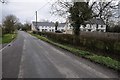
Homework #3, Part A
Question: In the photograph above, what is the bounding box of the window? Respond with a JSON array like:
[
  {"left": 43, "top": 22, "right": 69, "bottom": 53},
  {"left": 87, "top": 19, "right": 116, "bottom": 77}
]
[
  {"left": 61, "top": 29, "right": 64, "bottom": 32},
  {"left": 101, "top": 25, "right": 103, "bottom": 28},
  {"left": 52, "top": 29, "right": 54, "bottom": 32},
  {"left": 101, "top": 30, "right": 104, "bottom": 32},
  {"left": 96, "top": 24, "right": 98, "bottom": 28},
  {"left": 42, "top": 29, "right": 44, "bottom": 31},
  {"left": 88, "top": 29, "right": 91, "bottom": 32},
  {"left": 45, "top": 29, "right": 47, "bottom": 31}
]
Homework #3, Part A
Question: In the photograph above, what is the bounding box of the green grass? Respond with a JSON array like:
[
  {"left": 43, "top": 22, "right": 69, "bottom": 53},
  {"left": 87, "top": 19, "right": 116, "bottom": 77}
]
[
  {"left": 1, "top": 33, "right": 17, "bottom": 44},
  {"left": 87, "top": 55, "right": 120, "bottom": 70},
  {"left": 30, "top": 33, "right": 120, "bottom": 71}
]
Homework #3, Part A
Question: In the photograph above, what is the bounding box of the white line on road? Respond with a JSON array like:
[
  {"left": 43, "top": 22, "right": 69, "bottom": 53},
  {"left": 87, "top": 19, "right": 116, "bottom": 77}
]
[
  {"left": 0, "top": 41, "right": 14, "bottom": 52},
  {"left": 18, "top": 39, "right": 26, "bottom": 78}
]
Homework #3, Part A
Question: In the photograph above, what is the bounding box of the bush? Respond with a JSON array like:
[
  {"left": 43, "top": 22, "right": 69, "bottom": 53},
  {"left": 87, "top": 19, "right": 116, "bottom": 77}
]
[{"left": 33, "top": 31, "right": 120, "bottom": 60}]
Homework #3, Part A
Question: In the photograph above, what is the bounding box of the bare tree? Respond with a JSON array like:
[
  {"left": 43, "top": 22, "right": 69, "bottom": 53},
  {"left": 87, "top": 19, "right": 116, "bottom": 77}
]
[
  {"left": 51, "top": 0, "right": 118, "bottom": 28},
  {"left": 92, "top": 1, "right": 118, "bottom": 24},
  {"left": 0, "top": 0, "right": 7, "bottom": 4},
  {"left": 51, "top": 0, "right": 73, "bottom": 18}
]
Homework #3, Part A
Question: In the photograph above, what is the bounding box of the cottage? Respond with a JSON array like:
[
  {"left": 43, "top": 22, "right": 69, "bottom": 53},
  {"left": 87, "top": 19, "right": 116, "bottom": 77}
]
[
  {"left": 32, "top": 22, "right": 66, "bottom": 32},
  {"left": 65, "top": 18, "right": 106, "bottom": 34},
  {"left": 81, "top": 18, "right": 106, "bottom": 32}
]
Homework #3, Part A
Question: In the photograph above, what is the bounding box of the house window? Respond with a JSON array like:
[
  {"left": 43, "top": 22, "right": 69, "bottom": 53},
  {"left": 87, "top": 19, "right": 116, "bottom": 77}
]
[
  {"left": 42, "top": 29, "right": 44, "bottom": 31},
  {"left": 52, "top": 29, "right": 54, "bottom": 32},
  {"left": 101, "top": 30, "right": 104, "bottom": 32},
  {"left": 96, "top": 29, "right": 99, "bottom": 31},
  {"left": 96, "top": 24, "right": 98, "bottom": 29},
  {"left": 45, "top": 29, "right": 47, "bottom": 31},
  {"left": 88, "top": 29, "right": 91, "bottom": 32},
  {"left": 61, "top": 29, "right": 64, "bottom": 32},
  {"left": 101, "top": 25, "right": 103, "bottom": 28}
]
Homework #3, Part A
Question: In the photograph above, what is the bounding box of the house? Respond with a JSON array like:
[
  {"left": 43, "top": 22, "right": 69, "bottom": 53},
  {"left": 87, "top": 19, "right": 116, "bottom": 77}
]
[
  {"left": 65, "top": 18, "right": 106, "bottom": 34},
  {"left": 32, "top": 22, "right": 66, "bottom": 32},
  {"left": 64, "top": 22, "right": 73, "bottom": 34},
  {"left": 81, "top": 18, "right": 106, "bottom": 32}
]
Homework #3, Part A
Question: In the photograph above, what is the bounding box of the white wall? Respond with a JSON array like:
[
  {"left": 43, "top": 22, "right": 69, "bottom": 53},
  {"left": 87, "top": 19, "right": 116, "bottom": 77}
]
[
  {"left": 32, "top": 24, "right": 37, "bottom": 31},
  {"left": 38, "top": 26, "right": 65, "bottom": 32},
  {"left": 80, "top": 24, "right": 106, "bottom": 32}
]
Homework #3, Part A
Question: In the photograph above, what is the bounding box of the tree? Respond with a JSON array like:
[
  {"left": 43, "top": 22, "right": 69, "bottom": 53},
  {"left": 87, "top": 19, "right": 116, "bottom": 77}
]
[
  {"left": 55, "top": 21, "right": 59, "bottom": 31},
  {"left": 15, "top": 22, "right": 23, "bottom": 30},
  {"left": 52, "top": 0, "right": 95, "bottom": 35},
  {"left": 69, "top": 2, "right": 93, "bottom": 36},
  {"left": 2, "top": 15, "right": 18, "bottom": 34},
  {"left": 52, "top": 0, "right": 118, "bottom": 34},
  {"left": 0, "top": 0, "right": 7, "bottom": 4},
  {"left": 22, "top": 23, "right": 31, "bottom": 31},
  {"left": 92, "top": 1, "right": 118, "bottom": 27},
  {"left": 51, "top": 0, "right": 95, "bottom": 45}
]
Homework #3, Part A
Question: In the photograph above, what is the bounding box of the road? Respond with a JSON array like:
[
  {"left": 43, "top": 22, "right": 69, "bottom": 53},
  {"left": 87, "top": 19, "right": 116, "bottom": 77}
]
[{"left": 2, "top": 31, "right": 119, "bottom": 78}]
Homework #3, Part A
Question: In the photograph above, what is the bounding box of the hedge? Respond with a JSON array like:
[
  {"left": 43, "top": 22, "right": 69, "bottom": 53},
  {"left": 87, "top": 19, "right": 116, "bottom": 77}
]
[{"left": 33, "top": 31, "right": 120, "bottom": 60}]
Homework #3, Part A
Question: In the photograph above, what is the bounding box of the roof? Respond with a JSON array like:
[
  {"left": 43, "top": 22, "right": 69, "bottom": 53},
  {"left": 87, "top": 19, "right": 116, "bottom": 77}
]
[
  {"left": 32, "top": 22, "right": 66, "bottom": 27},
  {"left": 85, "top": 18, "right": 105, "bottom": 25}
]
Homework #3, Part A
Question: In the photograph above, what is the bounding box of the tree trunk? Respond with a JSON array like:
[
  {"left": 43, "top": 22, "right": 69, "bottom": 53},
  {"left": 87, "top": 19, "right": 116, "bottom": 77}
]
[{"left": 73, "top": 23, "right": 80, "bottom": 46}]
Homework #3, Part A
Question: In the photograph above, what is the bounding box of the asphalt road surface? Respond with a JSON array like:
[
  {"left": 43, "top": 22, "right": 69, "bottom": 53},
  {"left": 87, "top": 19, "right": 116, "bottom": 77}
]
[{"left": 2, "top": 31, "right": 119, "bottom": 78}]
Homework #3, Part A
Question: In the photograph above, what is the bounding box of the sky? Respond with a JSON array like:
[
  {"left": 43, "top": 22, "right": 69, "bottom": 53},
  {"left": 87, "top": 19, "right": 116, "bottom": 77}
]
[
  {"left": 0, "top": 0, "right": 119, "bottom": 24},
  {"left": 0, "top": 0, "right": 66, "bottom": 24}
]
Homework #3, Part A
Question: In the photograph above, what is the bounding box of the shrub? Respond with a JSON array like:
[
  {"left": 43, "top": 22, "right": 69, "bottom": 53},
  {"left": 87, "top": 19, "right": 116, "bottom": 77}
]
[{"left": 32, "top": 31, "right": 120, "bottom": 60}]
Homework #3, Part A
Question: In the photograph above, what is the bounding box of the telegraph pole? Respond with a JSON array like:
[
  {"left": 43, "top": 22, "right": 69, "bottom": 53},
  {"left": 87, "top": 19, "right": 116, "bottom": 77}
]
[
  {"left": 35, "top": 11, "right": 37, "bottom": 29},
  {"left": 35, "top": 11, "right": 39, "bottom": 31}
]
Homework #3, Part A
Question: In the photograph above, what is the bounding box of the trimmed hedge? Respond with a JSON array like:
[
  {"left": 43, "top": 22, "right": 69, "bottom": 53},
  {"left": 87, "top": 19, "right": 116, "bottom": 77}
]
[{"left": 33, "top": 31, "right": 120, "bottom": 60}]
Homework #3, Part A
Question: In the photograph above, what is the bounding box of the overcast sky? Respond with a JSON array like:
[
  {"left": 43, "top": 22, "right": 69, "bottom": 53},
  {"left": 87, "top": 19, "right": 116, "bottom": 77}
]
[
  {"left": 0, "top": 0, "right": 119, "bottom": 24},
  {"left": 0, "top": 0, "right": 66, "bottom": 24}
]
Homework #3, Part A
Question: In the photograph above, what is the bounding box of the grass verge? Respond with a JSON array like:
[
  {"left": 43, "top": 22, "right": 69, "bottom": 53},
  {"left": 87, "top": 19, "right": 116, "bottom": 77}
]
[
  {"left": 1, "top": 33, "right": 17, "bottom": 44},
  {"left": 30, "top": 33, "right": 120, "bottom": 71}
]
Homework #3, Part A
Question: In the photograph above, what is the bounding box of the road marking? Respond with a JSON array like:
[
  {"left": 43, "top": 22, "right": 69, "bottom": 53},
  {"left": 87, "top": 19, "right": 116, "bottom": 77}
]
[
  {"left": 18, "top": 39, "right": 26, "bottom": 78},
  {"left": 0, "top": 41, "right": 13, "bottom": 52}
]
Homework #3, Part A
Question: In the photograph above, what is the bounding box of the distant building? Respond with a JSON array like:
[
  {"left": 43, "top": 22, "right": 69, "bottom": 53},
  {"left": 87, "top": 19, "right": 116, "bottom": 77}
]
[
  {"left": 81, "top": 18, "right": 106, "bottom": 32},
  {"left": 32, "top": 18, "right": 106, "bottom": 34},
  {"left": 32, "top": 22, "right": 66, "bottom": 32},
  {"left": 65, "top": 18, "right": 106, "bottom": 34}
]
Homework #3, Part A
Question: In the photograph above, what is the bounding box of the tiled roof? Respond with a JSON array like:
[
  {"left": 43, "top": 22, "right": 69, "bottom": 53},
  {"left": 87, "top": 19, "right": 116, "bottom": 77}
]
[
  {"left": 32, "top": 22, "right": 66, "bottom": 27},
  {"left": 85, "top": 18, "right": 105, "bottom": 25}
]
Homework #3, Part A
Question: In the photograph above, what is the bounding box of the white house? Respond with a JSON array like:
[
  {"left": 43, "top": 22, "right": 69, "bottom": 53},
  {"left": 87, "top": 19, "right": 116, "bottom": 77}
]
[
  {"left": 81, "top": 18, "right": 106, "bottom": 32},
  {"left": 32, "top": 18, "right": 106, "bottom": 34},
  {"left": 65, "top": 18, "right": 106, "bottom": 34},
  {"left": 32, "top": 22, "right": 66, "bottom": 32}
]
